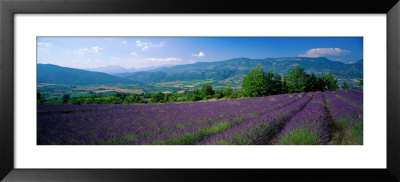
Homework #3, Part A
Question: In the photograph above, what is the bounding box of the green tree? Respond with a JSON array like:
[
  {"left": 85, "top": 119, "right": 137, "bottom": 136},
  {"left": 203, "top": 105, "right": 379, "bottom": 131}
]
[
  {"left": 281, "top": 79, "right": 289, "bottom": 93},
  {"left": 341, "top": 81, "right": 350, "bottom": 90},
  {"left": 214, "top": 90, "right": 224, "bottom": 99},
  {"left": 184, "top": 90, "right": 194, "bottom": 101},
  {"left": 242, "top": 66, "right": 284, "bottom": 97},
  {"left": 324, "top": 72, "right": 339, "bottom": 90},
  {"left": 37, "top": 92, "right": 46, "bottom": 104},
  {"left": 110, "top": 96, "right": 123, "bottom": 104},
  {"left": 315, "top": 76, "right": 327, "bottom": 91},
  {"left": 84, "top": 97, "right": 94, "bottom": 104},
  {"left": 72, "top": 98, "right": 84, "bottom": 105},
  {"left": 62, "top": 94, "right": 70, "bottom": 104},
  {"left": 359, "top": 79, "right": 363, "bottom": 89},
  {"left": 123, "top": 96, "right": 133, "bottom": 104},
  {"left": 304, "top": 73, "right": 318, "bottom": 92},
  {"left": 222, "top": 86, "right": 233, "bottom": 98},
  {"left": 242, "top": 65, "right": 268, "bottom": 97},
  {"left": 284, "top": 66, "right": 308, "bottom": 93},
  {"left": 232, "top": 89, "right": 243, "bottom": 99},
  {"left": 151, "top": 92, "right": 165, "bottom": 103},
  {"left": 191, "top": 94, "right": 201, "bottom": 101},
  {"left": 265, "top": 70, "right": 284, "bottom": 95},
  {"left": 199, "top": 82, "right": 215, "bottom": 99},
  {"left": 166, "top": 94, "right": 177, "bottom": 102}
]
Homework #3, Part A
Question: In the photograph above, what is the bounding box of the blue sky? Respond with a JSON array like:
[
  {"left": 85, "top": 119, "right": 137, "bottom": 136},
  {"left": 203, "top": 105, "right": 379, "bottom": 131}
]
[{"left": 37, "top": 37, "right": 363, "bottom": 69}]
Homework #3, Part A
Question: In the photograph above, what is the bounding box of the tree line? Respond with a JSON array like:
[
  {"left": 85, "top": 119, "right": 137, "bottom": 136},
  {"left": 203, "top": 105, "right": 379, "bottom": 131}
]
[
  {"left": 38, "top": 65, "right": 362, "bottom": 104},
  {"left": 241, "top": 65, "right": 347, "bottom": 97}
]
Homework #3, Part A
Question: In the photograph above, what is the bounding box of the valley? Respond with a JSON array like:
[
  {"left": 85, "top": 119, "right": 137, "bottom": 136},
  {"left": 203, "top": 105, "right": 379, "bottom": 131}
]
[{"left": 37, "top": 57, "right": 363, "bottom": 100}]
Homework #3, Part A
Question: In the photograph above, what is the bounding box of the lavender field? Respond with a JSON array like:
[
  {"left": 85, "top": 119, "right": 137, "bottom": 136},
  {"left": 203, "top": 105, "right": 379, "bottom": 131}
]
[{"left": 37, "top": 89, "right": 363, "bottom": 145}]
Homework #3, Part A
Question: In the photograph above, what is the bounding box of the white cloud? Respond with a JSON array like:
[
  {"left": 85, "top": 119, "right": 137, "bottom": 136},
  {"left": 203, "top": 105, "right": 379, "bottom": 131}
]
[
  {"left": 299, "top": 48, "right": 351, "bottom": 57},
  {"left": 136, "top": 40, "right": 150, "bottom": 51},
  {"left": 105, "top": 57, "right": 186, "bottom": 69},
  {"left": 192, "top": 51, "right": 205, "bottom": 57},
  {"left": 46, "top": 56, "right": 194, "bottom": 70},
  {"left": 37, "top": 42, "right": 53, "bottom": 48},
  {"left": 143, "top": 57, "right": 183, "bottom": 63},
  {"left": 37, "top": 42, "right": 54, "bottom": 52},
  {"left": 136, "top": 40, "right": 167, "bottom": 51},
  {"left": 153, "top": 42, "right": 166, "bottom": 47},
  {"left": 90, "top": 46, "right": 103, "bottom": 53},
  {"left": 73, "top": 46, "right": 104, "bottom": 56},
  {"left": 122, "top": 40, "right": 128, "bottom": 45},
  {"left": 130, "top": 52, "right": 139, "bottom": 57}
]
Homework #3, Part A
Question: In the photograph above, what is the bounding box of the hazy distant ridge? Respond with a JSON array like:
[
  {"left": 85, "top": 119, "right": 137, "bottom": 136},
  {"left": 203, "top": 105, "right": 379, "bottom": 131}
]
[
  {"left": 37, "top": 64, "right": 135, "bottom": 85},
  {"left": 120, "top": 57, "right": 363, "bottom": 85},
  {"left": 38, "top": 57, "right": 362, "bottom": 87}
]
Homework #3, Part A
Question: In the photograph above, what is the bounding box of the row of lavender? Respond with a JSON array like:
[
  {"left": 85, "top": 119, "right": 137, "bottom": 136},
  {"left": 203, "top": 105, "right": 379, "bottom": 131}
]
[
  {"left": 276, "top": 92, "right": 330, "bottom": 144},
  {"left": 37, "top": 89, "right": 363, "bottom": 145},
  {"left": 325, "top": 90, "right": 363, "bottom": 144},
  {"left": 38, "top": 93, "right": 298, "bottom": 144},
  {"left": 273, "top": 89, "right": 362, "bottom": 145}
]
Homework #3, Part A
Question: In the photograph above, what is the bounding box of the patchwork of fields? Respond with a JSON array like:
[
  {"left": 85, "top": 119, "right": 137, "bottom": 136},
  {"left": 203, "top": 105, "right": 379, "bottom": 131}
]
[{"left": 37, "top": 89, "right": 363, "bottom": 145}]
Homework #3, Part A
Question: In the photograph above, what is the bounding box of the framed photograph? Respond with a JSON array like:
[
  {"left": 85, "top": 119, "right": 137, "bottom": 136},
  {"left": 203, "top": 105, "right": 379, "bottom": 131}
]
[{"left": 1, "top": 0, "right": 399, "bottom": 181}]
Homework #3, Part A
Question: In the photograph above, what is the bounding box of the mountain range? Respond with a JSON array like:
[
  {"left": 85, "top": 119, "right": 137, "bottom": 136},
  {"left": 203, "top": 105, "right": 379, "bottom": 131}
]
[
  {"left": 37, "top": 64, "right": 135, "bottom": 85},
  {"left": 37, "top": 57, "right": 363, "bottom": 88},
  {"left": 85, "top": 65, "right": 170, "bottom": 75},
  {"left": 118, "top": 57, "right": 363, "bottom": 86}
]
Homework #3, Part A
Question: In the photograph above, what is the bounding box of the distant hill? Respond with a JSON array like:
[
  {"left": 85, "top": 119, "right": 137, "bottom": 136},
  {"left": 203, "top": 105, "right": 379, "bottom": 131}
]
[
  {"left": 85, "top": 65, "right": 137, "bottom": 75},
  {"left": 86, "top": 65, "right": 166, "bottom": 75},
  {"left": 120, "top": 57, "right": 363, "bottom": 87},
  {"left": 38, "top": 57, "right": 363, "bottom": 88},
  {"left": 37, "top": 64, "right": 135, "bottom": 85}
]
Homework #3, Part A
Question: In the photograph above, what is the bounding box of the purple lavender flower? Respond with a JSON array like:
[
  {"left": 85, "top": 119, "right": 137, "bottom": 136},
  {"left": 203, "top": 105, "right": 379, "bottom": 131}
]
[
  {"left": 277, "top": 92, "right": 330, "bottom": 145},
  {"left": 37, "top": 90, "right": 363, "bottom": 145}
]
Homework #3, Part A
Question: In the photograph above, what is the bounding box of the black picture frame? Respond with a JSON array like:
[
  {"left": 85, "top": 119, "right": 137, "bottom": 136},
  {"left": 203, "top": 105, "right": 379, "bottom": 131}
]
[{"left": 1, "top": 0, "right": 399, "bottom": 181}]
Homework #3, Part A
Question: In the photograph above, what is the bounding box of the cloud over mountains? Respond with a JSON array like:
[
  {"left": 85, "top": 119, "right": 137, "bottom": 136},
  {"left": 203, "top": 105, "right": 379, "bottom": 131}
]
[{"left": 299, "top": 48, "right": 351, "bottom": 57}]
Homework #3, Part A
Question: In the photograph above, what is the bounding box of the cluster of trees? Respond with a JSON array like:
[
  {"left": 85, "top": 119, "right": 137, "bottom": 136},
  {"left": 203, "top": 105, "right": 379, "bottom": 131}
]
[
  {"left": 149, "top": 83, "right": 241, "bottom": 103},
  {"left": 241, "top": 65, "right": 354, "bottom": 97},
  {"left": 38, "top": 65, "right": 362, "bottom": 105},
  {"left": 74, "top": 93, "right": 148, "bottom": 104},
  {"left": 39, "top": 92, "right": 148, "bottom": 105},
  {"left": 37, "top": 92, "right": 46, "bottom": 104},
  {"left": 38, "top": 85, "right": 242, "bottom": 105}
]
